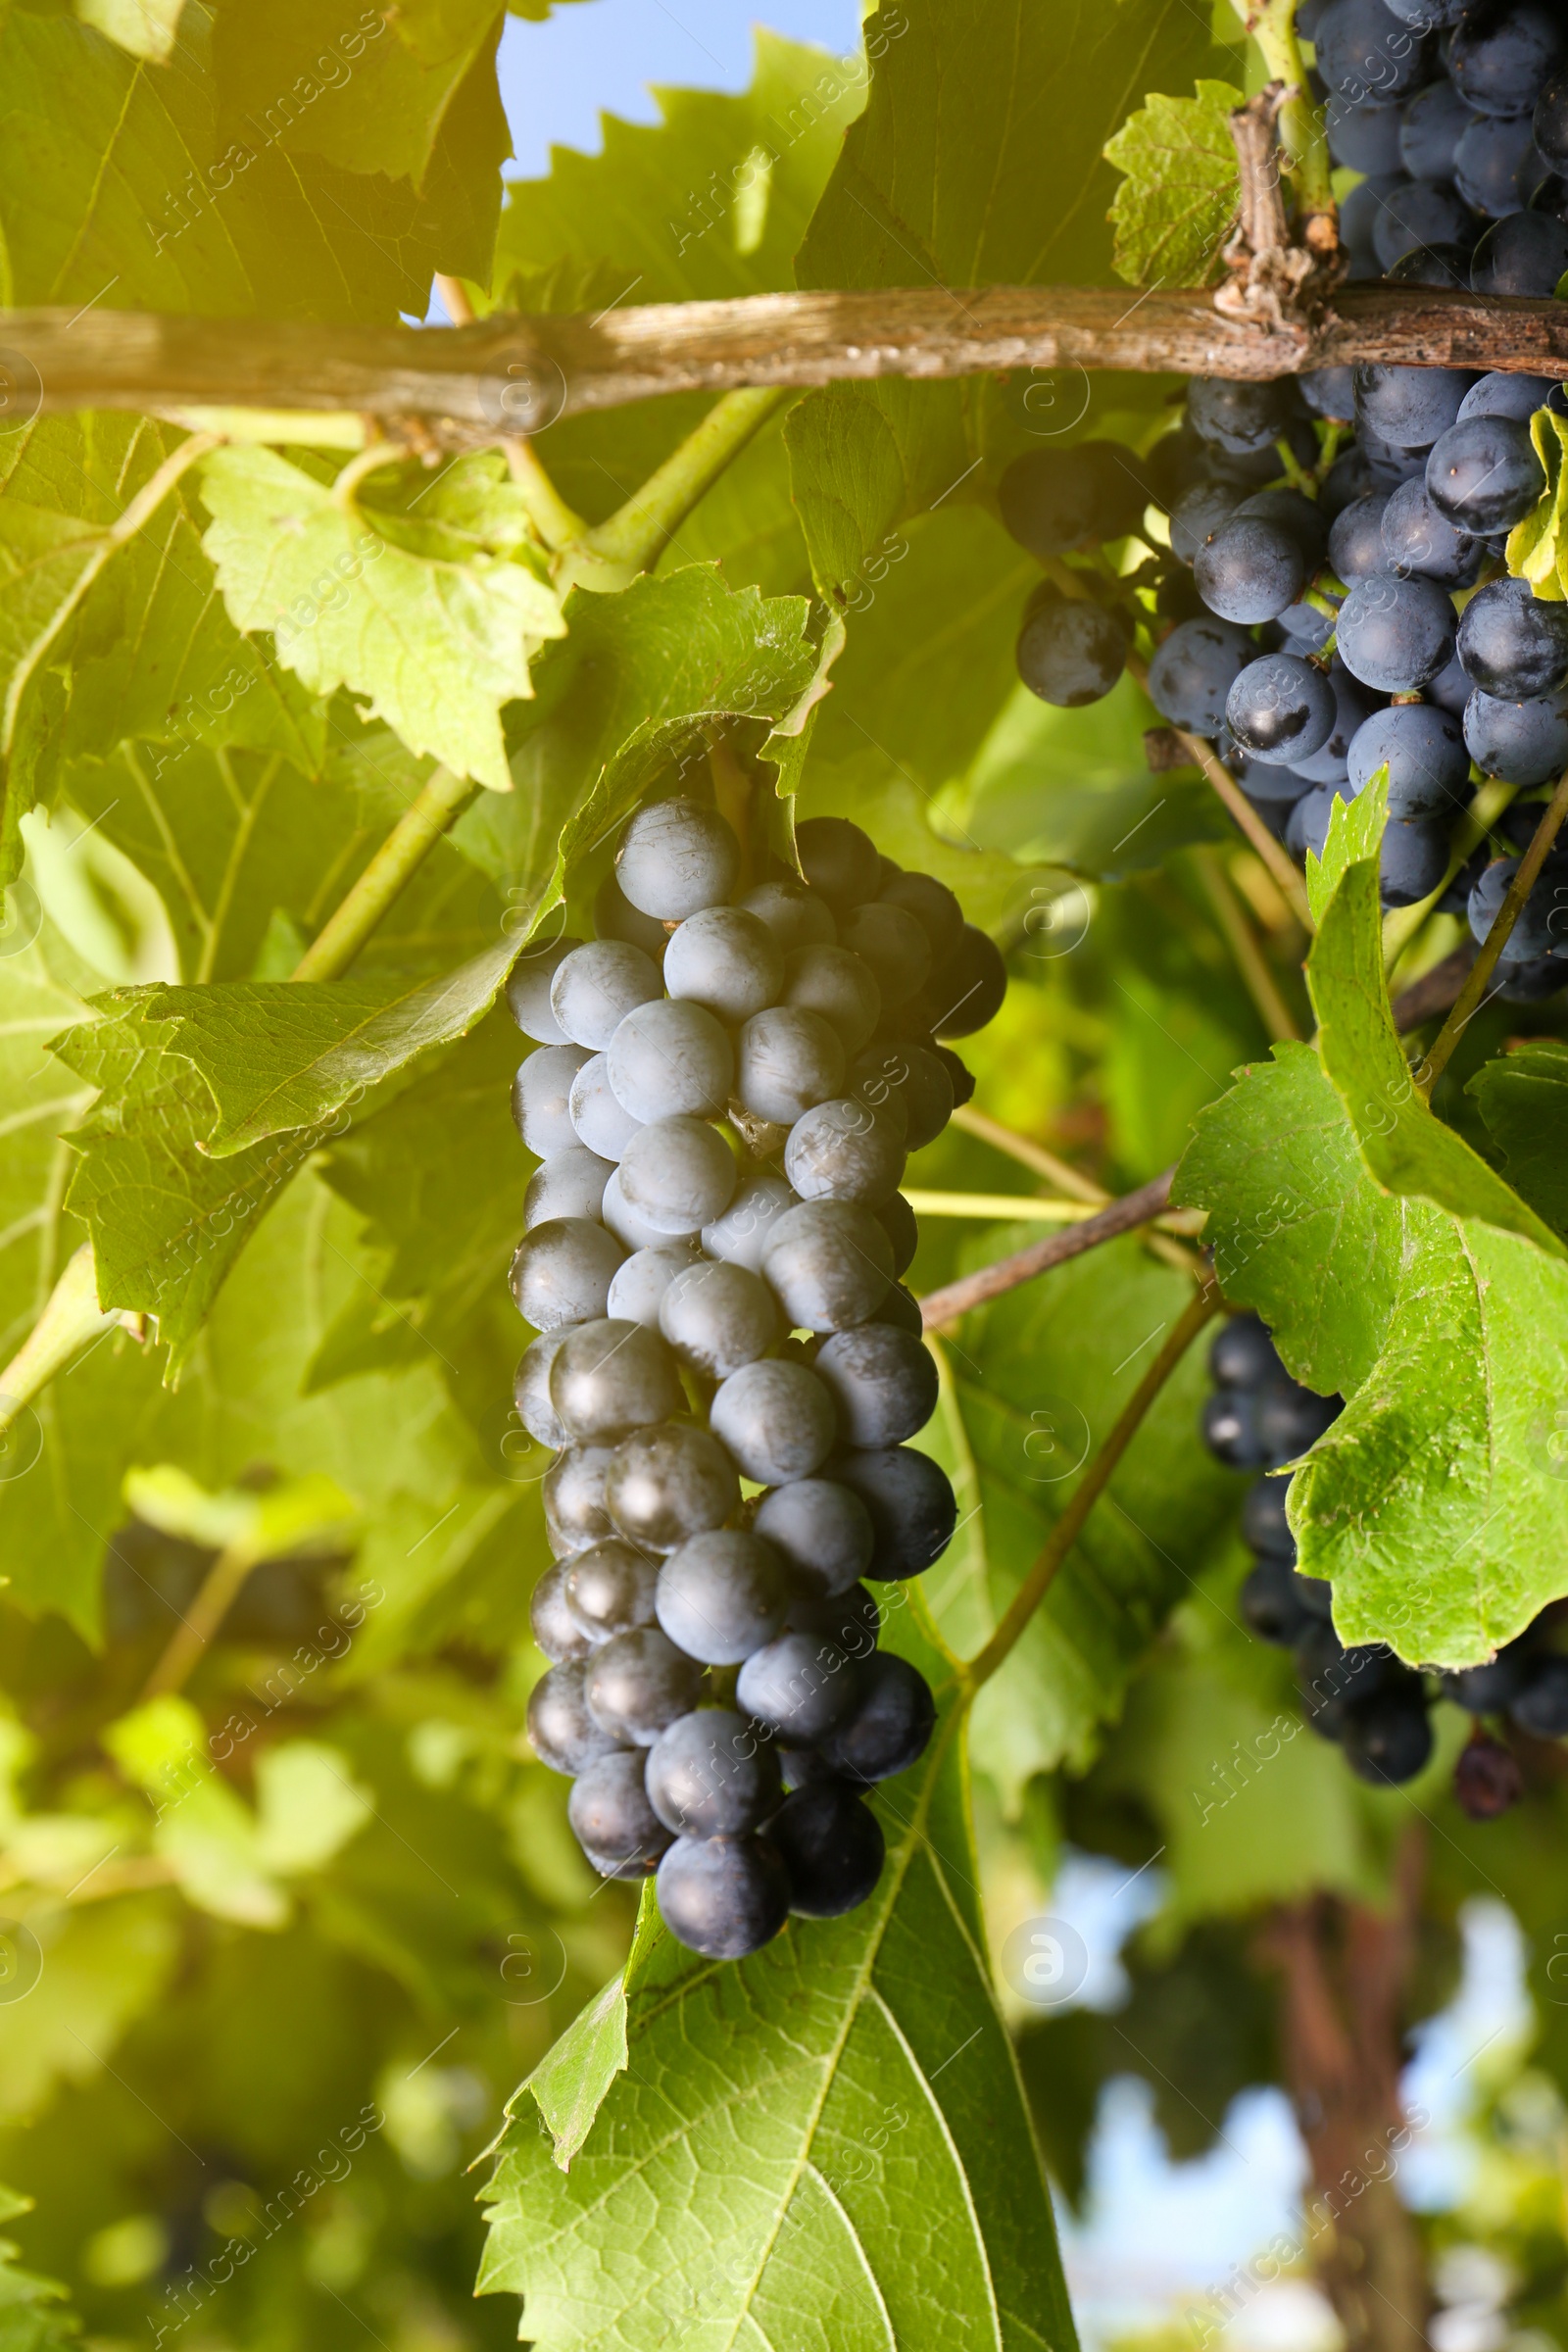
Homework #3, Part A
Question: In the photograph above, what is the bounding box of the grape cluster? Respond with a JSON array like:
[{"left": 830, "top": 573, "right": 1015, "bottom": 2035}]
[
  {"left": 1203, "top": 1310, "right": 1568, "bottom": 1812},
  {"left": 998, "top": 4, "right": 1568, "bottom": 1001},
  {"left": 507, "top": 801, "right": 1005, "bottom": 1959}
]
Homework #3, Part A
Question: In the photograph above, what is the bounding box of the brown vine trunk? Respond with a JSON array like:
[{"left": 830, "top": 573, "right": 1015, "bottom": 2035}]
[{"left": 1259, "top": 1828, "right": 1430, "bottom": 2352}]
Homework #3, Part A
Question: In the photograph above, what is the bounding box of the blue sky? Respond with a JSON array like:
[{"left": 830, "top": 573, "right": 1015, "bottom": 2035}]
[{"left": 496, "top": 0, "right": 863, "bottom": 176}]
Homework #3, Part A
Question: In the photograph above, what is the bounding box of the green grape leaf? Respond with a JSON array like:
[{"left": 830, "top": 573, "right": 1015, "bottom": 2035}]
[
  {"left": 197, "top": 448, "right": 564, "bottom": 793},
  {"left": 789, "top": 0, "right": 1226, "bottom": 582},
  {"left": 137, "top": 939, "right": 518, "bottom": 1154},
  {"left": 494, "top": 29, "right": 862, "bottom": 307},
  {"left": 1102, "top": 79, "right": 1243, "bottom": 290},
  {"left": 1304, "top": 763, "right": 1387, "bottom": 926},
  {"left": 1289, "top": 1200, "right": 1568, "bottom": 1667},
  {"left": 925, "top": 1238, "right": 1237, "bottom": 1803},
  {"left": 122, "top": 1462, "right": 357, "bottom": 1559},
  {"left": 211, "top": 1, "right": 507, "bottom": 191},
  {"left": 1173, "top": 1041, "right": 1404, "bottom": 1398},
  {"left": 1307, "top": 856, "right": 1564, "bottom": 1256},
  {"left": 73, "top": 0, "right": 184, "bottom": 61},
  {"left": 0, "top": 2182, "right": 81, "bottom": 2349},
  {"left": 0, "top": 923, "right": 97, "bottom": 1372},
  {"left": 1467, "top": 1038, "right": 1568, "bottom": 1239},
  {"left": 1505, "top": 408, "right": 1568, "bottom": 601},
  {"left": 0, "top": 1894, "right": 178, "bottom": 2129},
  {"left": 53, "top": 997, "right": 318, "bottom": 1371},
  {"left": 480, "top": 1597, "right": 1076, "bottom": 2352}
]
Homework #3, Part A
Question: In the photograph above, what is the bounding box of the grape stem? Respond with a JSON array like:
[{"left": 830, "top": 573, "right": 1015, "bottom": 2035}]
[
  {"left": 1415, "top": 763, "right": 1568, "bottom": 1095},
  {"left": 1243, "top": 0, "right": 1337, "bottom": 235},
  {"left": 948, "top": 1103, "right": 1106, "bottom": 1203},
  {"left": 576, "top": 387, "right": 790, "bottom": 575},
  {"left": 289, "top": 763, "right": 480, "bottom": 982},
  {"left": 918, "top": 1169, "right": 1178, "bottom": 1327},
  {"left": 140, "top": 1536, "right": 268, "bottom": 1700},
  {"left": 960, "top": 1281, "right": 1223, "bottom": 1691},
  {"left": 1190, "top": 844, "right": 1302, "bottom": 1042},
  {"left": 0, "top": 1245, "right": 127, "bottom": 1444}
]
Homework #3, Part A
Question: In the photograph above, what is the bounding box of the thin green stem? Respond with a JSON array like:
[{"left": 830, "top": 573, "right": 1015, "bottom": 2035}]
[
  {"left": 505, "top": 436, "right": 586, "bottom": 552},
  {"left": 580, "top": 386, "right": 789, "bottom": 571},
  {"left": 0, "top": 1246, "right": 122, "bottom": 1441},
  {"left": 963, "top": 1282, "right": 1222, "bottom": 1690},
  {"left": 1246, "top": 0, "right": 1335, "bottom": 224},
  {"left": 1416, "top": 765, "right": 1568, "bottom": 1095},
  {"left": 1191, "top": 844, "right": 1302, "bottom": 1042},
  {"left": 140, "top": 1541, "right": 260, "bottom": 1699},
  {"left": 290, "top": 764, "right": 479, "bottom": 982}
]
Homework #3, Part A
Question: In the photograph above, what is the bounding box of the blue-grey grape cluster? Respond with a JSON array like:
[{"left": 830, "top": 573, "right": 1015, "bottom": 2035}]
[
  {"left": 506, "top": 802, "right": 1005, "bottom": 1959},
  {"left": 999, "top": 8, "right": 1568, "bottom": 1000},
  {"left": 1204, "top": 1310, "right": 1568, "bottom": 1813}
]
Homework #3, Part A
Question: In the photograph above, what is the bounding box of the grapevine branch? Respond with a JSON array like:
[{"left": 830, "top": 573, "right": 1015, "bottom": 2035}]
[
  {"left": 918, "top": 1171, "right": 1178, "bottom": 1328},
  {"left": 962, "top": 1282, "right": 1223, "bottom": 1690},
  {"left": 5, "top": 288, "right": 1568, "bottom": 440}
]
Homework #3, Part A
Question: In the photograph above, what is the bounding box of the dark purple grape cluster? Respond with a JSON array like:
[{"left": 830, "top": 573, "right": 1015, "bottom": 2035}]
[
  {"left": 1203, "top": 1309, "right": 1568, "bottom": 1810},
  {"left": 506, "top": 802, "right": 1005, "bottom": 1959}
]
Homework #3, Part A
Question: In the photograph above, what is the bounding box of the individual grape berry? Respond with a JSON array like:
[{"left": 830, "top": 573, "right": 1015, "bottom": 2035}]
[
  {"left": 1464, "top": 687, "right": 1568, "bottom": 786},
  {"left": 568, "top": 1750, "right": 672, "bottom": 1877},
  {"left": 1426, "top": 416, "right": 1547, "bottom": 533},
  {"left": 785, "top": 1097, "right": 906, "bottom": 1208},
  {"left": 1015, "top": 593, "right": 1131, "bottom": 706},
  {"left": 658, "top": 1257, "right": 777, "bottom": 1379},
  {"left": 779, "top": 945, "right": 881, "bottom": 1053},
  {"left": 1374, "top": 181, "right": 1481, "bottom": 273},
  {"left": 1193, "top": 516, "right": 1305, "bottom": 625},
  {"left": 1254, "top": 1381, "right": 1341, "bottom": 1461},
  {"left": 606, "top": 998, "right": 733, "bottom": 1124},
  {"left": 1383, "top": 239, "right": 1475, "bottom": 292},
  {"left": 1241, "top": 1558, "right": 1313, "bottom": 1647},
  {"left": 836, "top": 902, "right": 933, "bottom": 1006},
  {"left": 814, "top": 1324, "right": 939, "bottom": 1449},
  {"left": 1225, "top": 654, "right": 1338, "bottom": 765},
  {"left": 506, "top": 935, "right": 584, "bottom": 1045},
  {"left": 615, "top": 797, "right": 740, "bottom": 920},
  {"left": 1509, "top": 1652, "right": 1568, "bottom": 1737},
  {"left": 878, "top": 869, "right": 963, "bottom": 963},
  {"left": 617, "top": 1115, "right": 738, "bottom": 1237},
  {"left": 1453, "top": 1732, "right": 1525, "bottom": 1821},
  {"left": 1237, "top": 487, "right": 1328, "bottom": 571},
  {"left": 1202, "top": 1388, "right": 1270, "bottom": 1470},
  {"left": 1539, "top": 68, "right": 1568, "bottom": 170},
  {"left": 1147, "top": 618, "right": 1253, "bottom": 734},
  {"left": 1342, "top": 1689, "right": 1434, "bottom": 1785},
  {"left": 1317, "top": 0, "right": 1433, "bottom": 102},
  {"left": 876, "top": 1191, "right": 920, "bottom": 1278},
  {"left": 514, "top": 1327, "right": 576, "bottom": 1448},
  {"left": 645, "top": 1708, "right": 782, "bottom": 1838},
  {"left": 818, "top": 1652, "right": 937, "bottom": 1784},
  {"left": 1354, "top": 365, "right": 1478, "bottom": 455},
  {"left": 1399, "top": 78, "right": 1475, "bottom": 180},
  {"left": 1457, "top": 578, "right": 1568, "bottom": 699},
  {"left": 1467, "top": 855, "right": 1568, "bottom": 962},
  {"left": 917, "top": 924, "right": 1007, "bottom": 1038},
  {"left": 702, "top": 1173, "right": 802, "bottom": 1273},
  {"left": 1348, "top": 704, "right": 1471, "bottom": 816},
  {"left": 733, "top": 1005, "right": 846, "bottom": 1127},
  {"left": 550, "top": 939, "right": 662, "bottom": 1052},
  {"left": 1242, "top": 1473, "right": 1294, "bottom": 1559},
  {"left": 1379, "top": 817, "right": 1449, "bottom": 909},
  {"left": 710, "top": 1358, "right": 837, "bottom": 1485},
  {"left": 877, "top": 1280, "right": 925, "bottom": 1336},
  {"left": 778, "top": 1746, "right": 835, "bottom": 1791},
  {"left": 585, "top": 1627, "right": 705, "bottom": 1745},
  {"left": 530, "top": 1560, "right": 595, "bottom": 1664},
  {"left": 544, "top": 1443, "right": 618, "bottom": 1555},
  {"left": 1212, "top": 1317, "right": 1278, "bottom": 1383},
  {"left": 738, "top": 877, "right": 837, "bottom": 952},
  {"left": 1330, "top": 91, "right": 1405, "bottom": 174},
  {"left": 1290, "top": 665, "right": 1381, "bottom": 786},
  {"left": 1170, "top": 480, "right": 1243, "bottom": 566},
  {"left": 568, "top": 1054, "right": 643, "bottom": 1159},
  {"left": 1186, "top": 375, "right": 1295, "bottom": 456},
  {"left": 655, "top": 1529, "right": 791, "bottom": 1663},
  {"left": 655, "top": 1833, "right": 791, "bottom": 1960},
  {"left": 607, "top": 1422, "right": 740, "bottom": 1553},
  {"left": 1449, "top": 0, "right": 1566, "bottom": 120},
  {"left": 997, "top": 442, "right": 1146, "bottom": 556},
  {"left": 769, "top": 1783, "right": 886, "bottom": 1917},
  {"left": 511, "top": 1217, "right": 625, "bottom": 1331},
  {"left": 761, "top": 1200, "right": 895, "bottom": 1332},
  {"left": 1340, "top": 172, "right": 1405, "bottom": 276},
  {"left": 1328, "top": 491, "right": 1392, "bottom": 584},
  {"left": 527, "top": 1658, "right": 629, "bottom": 1775},
  {"left": 594, "top": 868, "right": 668, "bottom": 963},
  {"left": 524, "top": 1146, "right": 614, "bottom": 1231},
  {"left": 736, "top": 1628, "right": 860, "bottom": 1741},
  {"left": 795, "top": 816, "right": 881, "bottom": 909},
  {"left": 1297, "top": 1626, "right": 1396, "bottom": 1736},
  {"left": 513, "top": 1043, "right": 589, "bottom": 1157},
  {"left": 1380, "top": 476, "right": 1481, "bottom": 589},
  {"left": 663, "top": 905, "right": 785, "bottom": 1024},
  {"left": 1439, "top": 1638, "right": 1538, "bottom": 1712},
  {"left": 930, "top": 1043, "right": 975, "bottom": 1111},
  {"left": 1380, "top": 0, "right": 1463, "bottom": 23},
  {"left": 601, "top": 1168, "right": 675, "bottom": 1253},
  {"left": 1455, "top": 110, "right": 1549, "bottom": 216},
  {"left": 564, "top": 1538, "right": 662, "bottom": 1643},
  {"left": 1460, "top": 373, "right": 1565, "bottom": 424},
  {"left": 832, "top": 1446, "right": 957, "bottom": 1578},
  {"left": 753, "top": 1477, "right": 875, "bottom": 1600},
  {"left": 850, "top": 1044, "right": 953, "bottom": 1153},
  {"left": 1298, "top": 365, "right": 1356, "bottom": 422},
  {"left": 1336, "top": 576, "right": 1457, "bottom": 694},
  {"left": 548, "top": 1317, "right": 684, "bottom": 1444}
]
